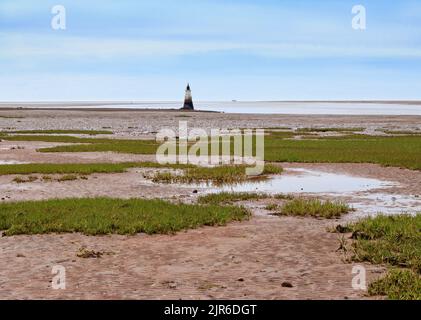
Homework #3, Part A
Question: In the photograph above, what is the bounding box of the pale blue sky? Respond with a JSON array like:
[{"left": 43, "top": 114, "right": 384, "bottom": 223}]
[{"left": 1, "top": 0, "right": 421, "bottom": 101}]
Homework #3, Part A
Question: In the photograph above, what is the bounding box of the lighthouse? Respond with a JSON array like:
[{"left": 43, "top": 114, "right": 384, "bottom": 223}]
[{"left": 181, "top": 83, "right": 194, "bottom": 110}]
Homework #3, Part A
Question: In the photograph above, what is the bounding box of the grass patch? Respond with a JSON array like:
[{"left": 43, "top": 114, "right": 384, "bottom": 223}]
[
  {"left": 2, "top": 135, "right": 159, "bottom": 154},
  {"left": 264, "top": 135, "right": 421, "bottom": 170},
  {"left": 277, "top": 198, "right": 352, "bottom": 219},
  {"left": 340, "top": 214, "right": 421, "bottom": 300},
  {"left": 152, "top": 164, "right": 282, "bottom": 185},
  {"left": 274, "top": 194, "right": 295, "bottom": 200},
  {"left": 56, "top": 174, "right": 79, "bottom": 182},
  {"left": 368, "top": 269, "right": 421, "bottom": 300},
  {"left": 12, "top": 176, "right": 38, "bottom": 183},
  {"left": 197, "top": 192, "right": 293, "bottom": 205},
  {"left": 198, "top": 192, "right": 270, "bottom": 205},
  {"left": 0, "top": 162, "right": 192, "bottom": 176},
  {"left": 6, "top": 130, "right": 113, "bottom": 135},
  {"left": 265, "top": 203, "right": 279, "bottom": 211},
  {"left": 3, "top": 131, "right": 421, "bottom": 171},
  {"left": 0, "top": 197, "right": 250, "bottom": 236},
  {"left": 344, "top": 214, "right": 421, "bottom": 273}
]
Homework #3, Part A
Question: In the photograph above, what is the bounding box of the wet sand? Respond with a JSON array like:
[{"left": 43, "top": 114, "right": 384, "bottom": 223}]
[{"left": 0, "top": 110, "right": 420, "bottom": 299}]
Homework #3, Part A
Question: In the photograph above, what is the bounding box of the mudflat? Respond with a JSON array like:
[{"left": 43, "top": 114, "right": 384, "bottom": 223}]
[{"left": 0, "top": 109, "right": 420, "bottom": 299}]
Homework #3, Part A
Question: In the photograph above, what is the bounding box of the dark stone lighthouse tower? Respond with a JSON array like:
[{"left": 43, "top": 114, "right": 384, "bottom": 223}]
[{"left": 181, "top": 83, "right": 194, "bottom": 110}]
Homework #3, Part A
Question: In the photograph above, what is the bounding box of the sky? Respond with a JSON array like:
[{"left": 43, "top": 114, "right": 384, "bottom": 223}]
[{"left": 0, "top": 0, "right": 421, "bottom": 101}]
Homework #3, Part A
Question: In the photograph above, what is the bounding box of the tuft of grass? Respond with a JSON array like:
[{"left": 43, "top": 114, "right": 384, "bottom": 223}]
[
  {"left": 6, "top": 130, "right": 113, "bottom": 135},
  {"left": 343, "top": 214, "right": 421, "bottom": 300},
  {"left": 0, "top": 197, "right": 250, "bottom": 236},
  {"left": 198, "top": 192, "right": 270, "bottom": 205},
  {"left": 345, "top": 214, "right": 421, "bottom": 273},
  {"left": 274, "top": 194, "right": 295, "bottom": 200},
  {"left": 197, "top": 192, "right": 294, "bottom": 205},
  {"left": 12, "top": 176, "right": 38, "bottom": 183},
  {"left": 277, "top": 198, "right": 352, "bottom": 219},
  {"left": 265, "top": 203, "right": 279, "bottom": 211},
  {"left": 56, "top": 174, "right": 78, "bottom": 182},
  {"left": 153, "top": 164, "right": 282, "bottom": 185},
  {"left": 368, "top": 269, "right": 421, "bottom": 300}
]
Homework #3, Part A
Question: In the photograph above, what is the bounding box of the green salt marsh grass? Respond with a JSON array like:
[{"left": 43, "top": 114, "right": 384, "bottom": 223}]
[
  {"left": 346, "top": 214, "right": 421, "bottom": 273},
  {"left": 197, "top": 191, "right": 294, "bottom": 205},
  {"left": 342, "top": 214, "right": 421, "bottom": 300},
  {"left": 2, "top": 135, "right": 159, "bottom": 154},
  {"left": 12, "top": 176, "right": 38, "bottom": 183},
  {"left": 368, "top": 269, "right": 421, "bottom": 300},
  {"left": 0, "top": 197, "right": 250, "bottom": 236},
  {"left": 198, "top": 192, "right": 271, "bottom": 205},
  {"left": 0, "top": 162, "right": 192, "bottom": 176},
  {"left": 2, "top": 131, "right": 421, "bottom": 170},
  {"left": 152, "top": 164, "right": 282, "bottom": 184},
  {"left": 264, "top": 135, "right": 421, "bottom": 170},
  {"left": 277, "top": 198, "right": 352, "bottom": 219}
]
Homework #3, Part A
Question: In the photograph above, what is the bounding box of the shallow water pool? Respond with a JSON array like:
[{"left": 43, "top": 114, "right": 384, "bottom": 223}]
[{"left": 185, "top": 169, "right": 396, "bottom": 194}]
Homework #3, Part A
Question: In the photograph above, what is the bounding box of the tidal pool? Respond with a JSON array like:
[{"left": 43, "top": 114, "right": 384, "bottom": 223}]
[
  {"left": 173, "top": 168, "right": 421, "bottom": 216},
  {"left": 184, "top": 169, "right": 396, "bottom": 194}
]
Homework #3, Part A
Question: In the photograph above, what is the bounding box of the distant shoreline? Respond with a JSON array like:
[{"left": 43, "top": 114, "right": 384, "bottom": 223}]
[
  {"left": 1, "top": 100, "right": 420, "bottom": 115},
  {"left": 1, "top": 100, "right": 421, "bottom": 107},
  {"left": 0, "top": 107, "right": 220, "bottom": 112},
  {"left": 1, "top": 100, "right": 421, "bottom": 111}
]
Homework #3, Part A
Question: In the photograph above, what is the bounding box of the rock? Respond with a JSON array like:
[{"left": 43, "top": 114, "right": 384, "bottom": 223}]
[
  {"left": 237, "top": 278, "right": 245, "bottom": 282},
  {"left": 351, "top": 230, "right": 371, "bottom": 240},
  {"left": 281, "top": 282, "right": 294, "bottom": 288},
  {"left": 76, "top": 247, "right": 104, "bottom": 259},
  {"left": 335, "top": 224, "right": 350, "bottom": 233}
]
